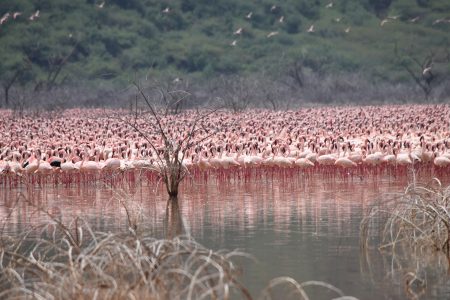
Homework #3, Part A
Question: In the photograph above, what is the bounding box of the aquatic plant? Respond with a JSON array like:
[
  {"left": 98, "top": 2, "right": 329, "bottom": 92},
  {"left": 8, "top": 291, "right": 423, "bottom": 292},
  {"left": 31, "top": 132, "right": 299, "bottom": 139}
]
[
  {"left": 360, "top": 177, "right": 450, "bottom": 299},
  {"left": 361, "top": 178, "right": 450, "bottom": 254}
]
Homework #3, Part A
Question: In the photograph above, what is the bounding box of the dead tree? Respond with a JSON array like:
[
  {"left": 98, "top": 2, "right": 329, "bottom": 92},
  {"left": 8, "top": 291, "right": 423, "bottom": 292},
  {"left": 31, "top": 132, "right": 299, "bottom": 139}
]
[
  {"left": 119, "top": 81, "right": 218, "bottom": 200},
  {"left": 287, "top": 59, "right": 305, "bottom": 89},
  {"left": 395, "top": 45, "right": 448, "bottom": 101},
  {"left": 217, "top": 76, "right": 253, "bottom": 113},
  {"left": 33, "top": 41, "right": 80, "bottom": 92}
]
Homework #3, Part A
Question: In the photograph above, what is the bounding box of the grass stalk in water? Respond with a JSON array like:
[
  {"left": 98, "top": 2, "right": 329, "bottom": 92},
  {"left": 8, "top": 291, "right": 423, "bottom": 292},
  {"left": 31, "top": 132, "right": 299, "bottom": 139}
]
[{"left": 361, "top": 178, "right": 450, "bottom": 254}]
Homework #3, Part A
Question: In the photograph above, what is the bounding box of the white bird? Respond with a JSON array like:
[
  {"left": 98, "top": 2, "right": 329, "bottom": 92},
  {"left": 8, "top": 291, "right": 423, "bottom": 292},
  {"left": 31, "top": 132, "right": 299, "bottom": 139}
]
[
  {"left": 0, "top": 13, "right": 9, "bottom": 25},
  {"left": 266, "top": 31, "right": 279, "bottom": 38},
  {"left": 13, "top": 12, "right": 22, "bottom": 20},
  {"left": 307, "top": 24, "right": 315, "bottom": 33},
  {"left": 344, "top": 27, "right": 351, "bottom": 33},
  {"left": 279, "top": 16, "right": 284, "bottom": 23},
  {"left": 325, "top": 2, "right": 333, "bottom": 8},
  {"left": 433, "top": 18, "right": 450, "bottom": 25},
  {"left": 270, "top": 5, "right": 277, "bottom": 12},
  {"left": 29, "top": 10, "right": 40, "bottom": 21},
  {"left": 230, "top": 40, "right": 237, "bottom": 46},
  {"left": 334, "top": 18, "right": 341, "bottom": 22},
  {"left": 234, "top": 27, "right": 243, "bottom": 35},
  {"left": 246, "top": 12, "right": 253, "bottom": 19},
  {"left": 409, "top": 16, "right": 420, "bottom": 23},
  {"left": 97, "top": 1, "right": 105, "bottom": 8},
  {"left": 422, "top": 66, "right": 432, "bottom": 76},
  {"left": 380, "top": 19, "right": 390, "bottom": 26},
  {"left": 162, "top": 7, "right": 170, "bottom": 14}
]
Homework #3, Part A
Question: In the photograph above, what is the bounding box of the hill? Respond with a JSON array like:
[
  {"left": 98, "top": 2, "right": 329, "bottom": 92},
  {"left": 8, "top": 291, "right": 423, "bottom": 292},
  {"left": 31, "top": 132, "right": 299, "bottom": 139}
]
[{"left": 0, "top": 0, "right": 449, "bottom": 107}]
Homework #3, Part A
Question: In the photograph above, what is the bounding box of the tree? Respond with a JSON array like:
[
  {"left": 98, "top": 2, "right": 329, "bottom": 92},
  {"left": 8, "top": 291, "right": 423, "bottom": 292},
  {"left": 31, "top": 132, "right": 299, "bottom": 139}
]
[
  {"left": 215, "top": 76, "right": 255, "bottom": 112},
  {"left": 395, "top": 44, "right": 450, "bottom": 101},
  {"left": 118, "top": 81, "right": 218, "bottom": 199}
]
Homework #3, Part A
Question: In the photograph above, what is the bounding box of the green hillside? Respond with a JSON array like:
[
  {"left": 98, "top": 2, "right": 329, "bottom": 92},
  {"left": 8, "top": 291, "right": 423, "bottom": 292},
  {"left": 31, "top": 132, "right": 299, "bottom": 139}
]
[{"left": 0, "top": 0, "right": 449, "bottom": 107}]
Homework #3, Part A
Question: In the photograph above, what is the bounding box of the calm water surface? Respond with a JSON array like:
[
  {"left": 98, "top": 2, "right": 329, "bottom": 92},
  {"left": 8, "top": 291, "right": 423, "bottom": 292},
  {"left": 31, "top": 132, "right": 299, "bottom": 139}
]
[{"left": 1, "top": 172, "right": 450, "bottom": 299}]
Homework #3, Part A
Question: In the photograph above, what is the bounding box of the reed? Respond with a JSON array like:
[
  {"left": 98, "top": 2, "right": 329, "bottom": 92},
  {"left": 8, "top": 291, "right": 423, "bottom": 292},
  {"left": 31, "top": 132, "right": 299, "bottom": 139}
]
[
  {"left": 361, "top": 177, "right": 450, "bottom": 255},
  {"left": 360, "top": 177, "right": 450, "bottom": 298}
]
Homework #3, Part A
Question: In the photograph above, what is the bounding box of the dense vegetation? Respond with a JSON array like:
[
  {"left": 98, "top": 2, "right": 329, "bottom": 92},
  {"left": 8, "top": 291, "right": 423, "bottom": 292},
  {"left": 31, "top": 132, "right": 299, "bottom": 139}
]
[{"left": 0, "top": 0, "right": 449, "bottom": 108}]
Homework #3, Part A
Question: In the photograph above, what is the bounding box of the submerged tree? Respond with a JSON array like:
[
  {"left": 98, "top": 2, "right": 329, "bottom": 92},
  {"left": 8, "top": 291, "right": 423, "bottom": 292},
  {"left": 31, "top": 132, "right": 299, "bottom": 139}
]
[{"left": 118, "top": 81, "right": 218, "bottom": 199}]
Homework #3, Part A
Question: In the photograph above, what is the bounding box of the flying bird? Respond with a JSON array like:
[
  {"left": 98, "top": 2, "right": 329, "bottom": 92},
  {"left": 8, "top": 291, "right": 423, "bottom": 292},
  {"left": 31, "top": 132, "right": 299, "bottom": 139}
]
[
  {"left": 325, "top": 2, "right": 333, "bottom": 8},
  {"left": 246, "top": 12, "right": 253, "bottom": 19},
  {"left": 97, "top": 1, "right": 105, "bottom": 8},
  {"left": 29, "top": 10, "right": 39, "bottom": 21},
  {"left": 270, "top": 5, "right": 277, "bottom": 12},
  {"left": 334, "top": 17, "right": 341, "bottom": 22},
  {"left": 380, "top": 19, "right": 390, "bottom": 26},
  {"left": 408, "top": 16, "right": 420, "bottom": 23},
  {"left": 234, "top": 27, "right": 243, "bottom": 35},
  {"left": 344, "top": 27, "right": 351, "bottom": 33},
  {"left": 162, "top": 7, "right": 170, "bottom": 14},
  {"left": 13, "top": 12, "right": 22, "bottom": 19},
  {"left": 230, "top": 40, "right": 237, "bottom": 46},
  {"left": 422, "top": 66, "right": 432, "bottom": 76},
  {"left": 433, "top": 18, "right": 450, "bottom": 25},
  {"left": 307, "top": 25, "right": 315, "bottom": 33},
  {"left": 266, "top": 31, "right": 279, "bottom": 38},
  {"left": 0, "top": 13, "right": 9, "bottom": 25},
  {"left": 279, "top": 16, "right": 284, "bottom": 23}
]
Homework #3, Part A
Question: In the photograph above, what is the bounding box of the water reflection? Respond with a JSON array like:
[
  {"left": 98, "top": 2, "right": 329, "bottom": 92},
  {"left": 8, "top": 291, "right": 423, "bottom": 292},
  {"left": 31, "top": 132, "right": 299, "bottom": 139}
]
[
  {"left": 1, "top": 174, "right": 449, "bottom": 299},
  {"left": 165, "top": 197, "right": 185, "bottom": 239}
]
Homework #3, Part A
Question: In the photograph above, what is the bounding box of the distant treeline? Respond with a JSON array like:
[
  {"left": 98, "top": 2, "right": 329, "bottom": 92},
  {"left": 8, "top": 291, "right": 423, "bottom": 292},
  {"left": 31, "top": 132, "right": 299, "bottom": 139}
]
[{"left": 0, "top": 0, "right": 449, "bottom": 108}]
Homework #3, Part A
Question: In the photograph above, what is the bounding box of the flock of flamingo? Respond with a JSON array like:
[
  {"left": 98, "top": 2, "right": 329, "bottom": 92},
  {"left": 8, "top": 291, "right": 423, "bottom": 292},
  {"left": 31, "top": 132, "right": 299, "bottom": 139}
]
[{"left": 0, "top": 104, "right": 449, "bottom": 186}]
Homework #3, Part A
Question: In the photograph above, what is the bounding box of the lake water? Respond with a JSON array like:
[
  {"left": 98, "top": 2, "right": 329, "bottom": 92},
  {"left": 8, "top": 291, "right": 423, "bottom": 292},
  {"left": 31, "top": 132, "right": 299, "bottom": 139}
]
[{"left": 1, "top": 171, "right": 450, "bottom": 299}]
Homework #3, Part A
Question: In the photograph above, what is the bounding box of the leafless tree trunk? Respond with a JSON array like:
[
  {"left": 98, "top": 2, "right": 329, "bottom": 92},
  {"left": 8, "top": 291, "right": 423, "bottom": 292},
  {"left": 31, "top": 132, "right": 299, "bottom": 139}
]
[
  {"left": 118, "top": 81, "right": 218, "bottom": 199},
  {"left": 395, "top": 45, "right": 449, "bottom": 101}
]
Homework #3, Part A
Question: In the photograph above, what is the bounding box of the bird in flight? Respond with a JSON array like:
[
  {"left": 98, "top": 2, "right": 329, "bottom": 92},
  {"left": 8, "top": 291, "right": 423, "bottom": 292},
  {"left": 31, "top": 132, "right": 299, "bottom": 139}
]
[
  {"left": 422, "top": 66, "right": 432, "bottom": 76},
  {"left": 307, "top": 25, "right": 315, "bottom": 33},
  {"left": 13, "top": 12, "right": 22, "bottom": 19},
  {"left": 0, "top": 13, "right": 9, "bottom": 25},
  {"left": 97, "top": 1, "right": 105, "bottom": 8},
  {"left": 29, "top": 10, "right": 40, "bottom": 21},
  {"left": 231, "top": 40, "right": 237, "bottom": 46},
  {"left": 325, "top": 2, "right": 333, "bottom": 8},
  {"left": 279, "top": 16, "right": 284, "bottom": 23},
  {"left": 380, "top": 19, "right": 390, "bottom": 26},
  {"left": 267, "top": 31, "right": 279, "bottom": 38},
  {"left": 246, "top": 12, "right": 253, "bottom": 19},
  {"left": 162, "top": 7, "right": 170, "bottom": 14},
  {"left": 234, "top": 27, "right": 243, "bottom": 35},
  {"left": 344, "top": 27, "right": 351, "bottom": 33},
  {"left": 408, "top": 16, "right": 420, "bottom": 23},
  {"left": 433, "top": 18, "right": 450, "bottom": 25}
]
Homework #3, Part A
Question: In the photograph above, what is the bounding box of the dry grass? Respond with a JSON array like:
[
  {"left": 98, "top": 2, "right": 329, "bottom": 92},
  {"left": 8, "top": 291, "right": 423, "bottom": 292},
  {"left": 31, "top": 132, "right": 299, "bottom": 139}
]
[
  {"left": 0, "top": 220, "right": 253, "bottom": 300},
  {"left": 360, "top": 177, "right": 450, "bottom": 299},
  {"left": 361, "top": 178, "right": 450, "bottom": 254}
]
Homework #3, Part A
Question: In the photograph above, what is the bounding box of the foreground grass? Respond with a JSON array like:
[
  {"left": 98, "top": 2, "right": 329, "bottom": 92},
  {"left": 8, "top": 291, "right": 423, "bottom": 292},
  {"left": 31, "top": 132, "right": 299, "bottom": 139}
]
[{"left": 0, "top": 223, "right": 252, "bottom": 299}]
